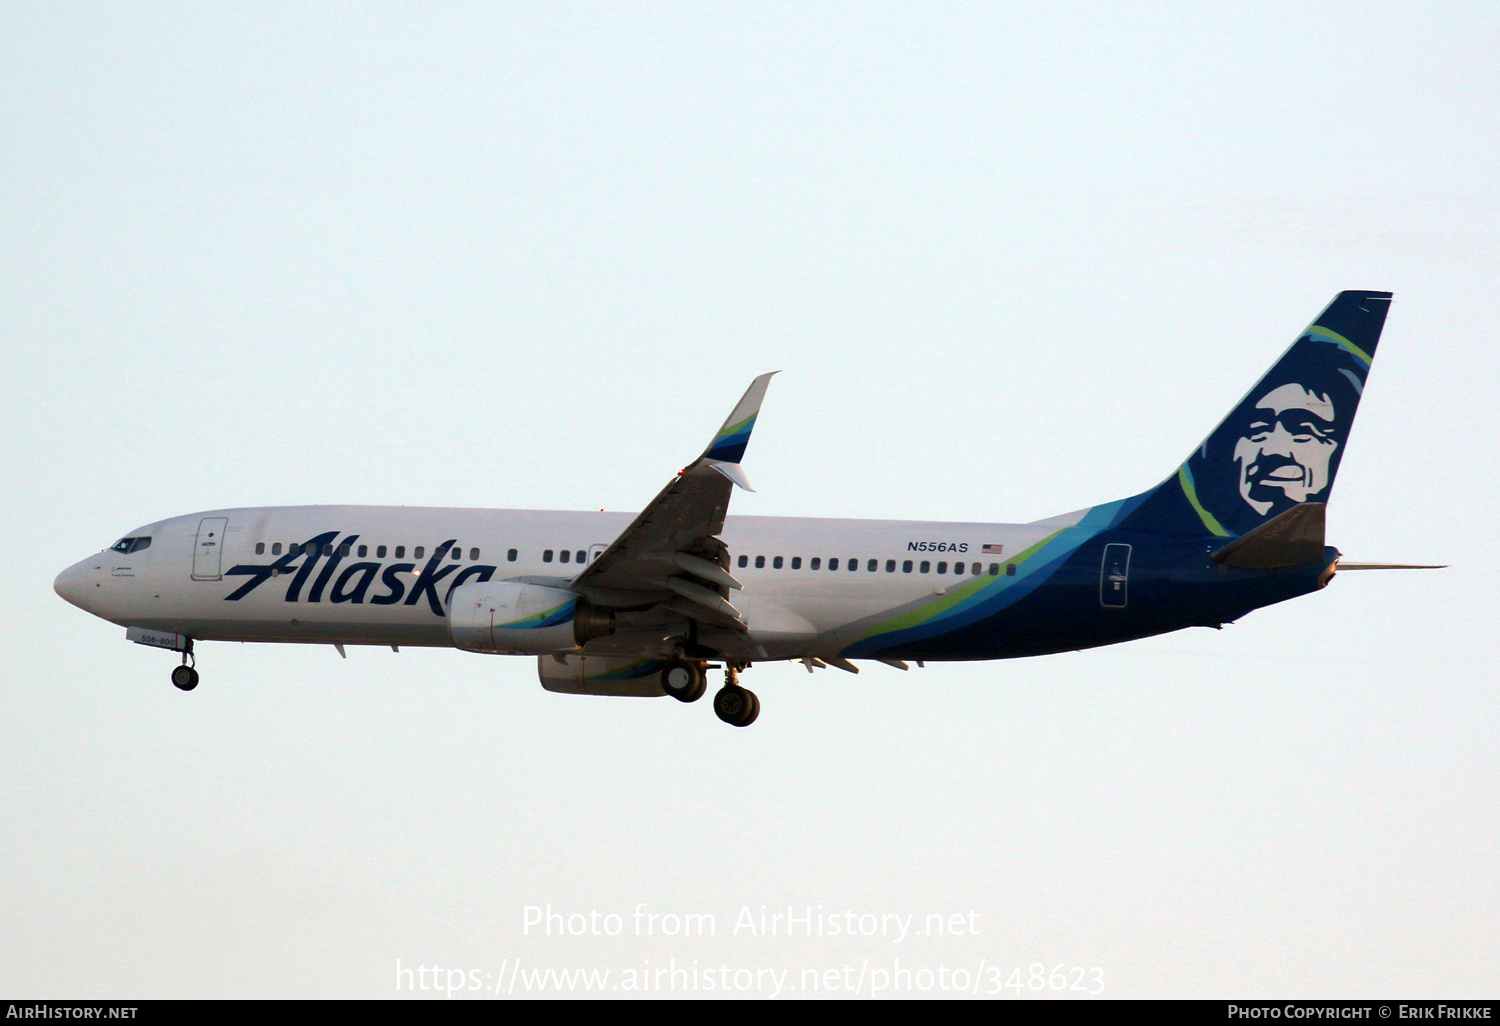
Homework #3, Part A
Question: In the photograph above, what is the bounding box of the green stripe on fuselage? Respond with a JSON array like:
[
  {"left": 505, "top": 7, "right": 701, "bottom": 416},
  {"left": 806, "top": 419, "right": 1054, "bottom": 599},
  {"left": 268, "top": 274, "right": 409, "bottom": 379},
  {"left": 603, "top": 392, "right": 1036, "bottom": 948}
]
[{"left": 858, "top": 529, "right": 1065, "bottom": 640}]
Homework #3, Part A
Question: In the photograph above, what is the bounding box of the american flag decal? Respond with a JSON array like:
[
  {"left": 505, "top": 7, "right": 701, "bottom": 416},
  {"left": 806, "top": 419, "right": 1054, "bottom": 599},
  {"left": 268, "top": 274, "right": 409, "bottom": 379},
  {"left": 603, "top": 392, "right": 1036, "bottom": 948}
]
[{"left": 982, "top": 544, "right": 1004, "bottom": 555}]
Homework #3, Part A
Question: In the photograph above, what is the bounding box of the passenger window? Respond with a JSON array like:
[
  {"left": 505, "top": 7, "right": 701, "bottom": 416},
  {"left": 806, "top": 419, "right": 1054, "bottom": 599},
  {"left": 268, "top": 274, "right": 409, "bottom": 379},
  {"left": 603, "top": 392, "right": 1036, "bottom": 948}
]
[
  {"left": 1007, "top": 563, "right": 1017, "bottom": 576},
  {"left": 507, "top": 549, "right": 518, "bottom": 562},
  {"left": 414, "top": 546, "right": 425, "bottom": 560},
  {"left": 376, "top": 545, "right": 385, "bottom": 558},
  {"left": 471, "top": 548, "right": 480, "bottom": 560},
  {"left": 272, "top": 542, "right": 283, "bottom": 556},
  {"left": 358, "top": 545, "right": 368, "bottom": 558},
  {"left": 972, "top": 562, "right": 981, "bottom": 575},
  {"left": 564, "top": 550, "right": 574, "bottom": 563},
  {"left": 395, "top": 546, "right": 405, "bottom": 559},
  {"left": 867, "top": 559, "right": 877, "bottom": 572},
  {"left": 885, "top": 559, "right": 895, "bottom": 572},
  {"left": 847, "top": 558, "right": 857, "bottom": 572},
  {"left": 937, "top": 561, "right": 947, "bottom": 574},
  {"left": 791, "top": 557, "right": 802, "bottom": 569},
  {"left": 829, "top": 558, "right": 839, "bottom": 571},
  {"left": 324, "top": 544, "right": 335, "bottom": 557},
  {"left": 738, "top": 555, "right": 748, "bottom": 568},
  {"left": 810, "top": 557, "right": 821, "bottom": 570},
  {"left": 451, "top": 547, "right": 462, "bottom": 560},
  {"left": 773, "top": 556, "right": 783, "bottom": 569},
  {"left": 338, "top": 544, "right": 351, "bottom": 557},
  {"left": 920, "top": 561, "right": 930, "bottom": 573},
  {"left": 903, "top": 560, "right": 913, "bottom": 573},
  {"left": 576, "top": 550, "right": 586, "bottom": 564},
  {"left": 755, "top": 555, "right": 765, "bottom": 568},
  {"left": 255, "top": 542, "right": 265, "bottom": 555},
  {"left": 289, "top": 544, "right": 300, "bottom": 557}
]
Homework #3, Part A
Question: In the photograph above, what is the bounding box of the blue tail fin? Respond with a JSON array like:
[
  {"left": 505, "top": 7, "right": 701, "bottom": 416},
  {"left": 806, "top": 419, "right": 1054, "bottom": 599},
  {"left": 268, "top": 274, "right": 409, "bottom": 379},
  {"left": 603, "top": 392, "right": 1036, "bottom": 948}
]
[{"left": 1120, "top": 290, "right": 1392, "bottom": 538}]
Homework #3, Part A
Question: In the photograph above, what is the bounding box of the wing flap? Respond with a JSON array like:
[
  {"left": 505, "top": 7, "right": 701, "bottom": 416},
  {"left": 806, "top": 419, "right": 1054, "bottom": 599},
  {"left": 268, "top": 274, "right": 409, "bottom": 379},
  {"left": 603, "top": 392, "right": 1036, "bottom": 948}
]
[{"left": 571, "top": 373, "right": 778, "bottom": 639}]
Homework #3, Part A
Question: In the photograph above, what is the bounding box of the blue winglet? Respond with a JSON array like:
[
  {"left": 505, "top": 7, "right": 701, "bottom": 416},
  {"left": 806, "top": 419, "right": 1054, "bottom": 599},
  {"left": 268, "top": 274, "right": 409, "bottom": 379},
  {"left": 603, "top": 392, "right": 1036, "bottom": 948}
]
[{"left": 702, "top": 372, "right": 778, "bottom": 465}]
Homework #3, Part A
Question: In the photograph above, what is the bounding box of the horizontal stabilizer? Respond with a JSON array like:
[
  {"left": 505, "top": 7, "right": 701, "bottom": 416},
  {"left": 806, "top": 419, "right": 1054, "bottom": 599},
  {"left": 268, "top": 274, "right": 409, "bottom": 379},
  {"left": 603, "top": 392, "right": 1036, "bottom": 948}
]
[
  {"left": 1212, "top": 502, "right": 1326, "bottom": 569},
  {"left": 1335, "top": 562, "right": 1447, "bottom": 570}
]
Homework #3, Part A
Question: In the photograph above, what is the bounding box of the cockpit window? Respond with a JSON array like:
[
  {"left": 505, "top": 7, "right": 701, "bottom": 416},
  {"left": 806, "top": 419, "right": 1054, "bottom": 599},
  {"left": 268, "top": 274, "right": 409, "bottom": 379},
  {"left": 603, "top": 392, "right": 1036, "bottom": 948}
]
[
  {"left": 111, "top": 538, "right": 134, "bottom": 552},
  {"left": 129, "top": 537, "right": 151, "bottom": 553}
]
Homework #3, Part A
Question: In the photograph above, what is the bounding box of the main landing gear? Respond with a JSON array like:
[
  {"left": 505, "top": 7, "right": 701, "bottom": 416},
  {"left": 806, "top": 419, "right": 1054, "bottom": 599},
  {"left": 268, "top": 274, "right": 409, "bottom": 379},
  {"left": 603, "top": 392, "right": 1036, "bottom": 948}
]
[
  {"left": 171, "top": 645, "right": 199, "bottom": 691},
  {"left": 663, "top": 658, "right": 759, "bottom": 726},
  {"left": 712, "top": 666, "right": 759, "bottom": 728},
  {"left": 661, "top": 657, "right": 708, "bottom": 704}
]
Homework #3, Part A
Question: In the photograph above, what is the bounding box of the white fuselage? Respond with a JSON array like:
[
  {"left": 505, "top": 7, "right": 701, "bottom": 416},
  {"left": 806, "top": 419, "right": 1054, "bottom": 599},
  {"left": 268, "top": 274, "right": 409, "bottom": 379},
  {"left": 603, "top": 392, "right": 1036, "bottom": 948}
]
[{"left": 55, "top": 504, "right": 1057, "bottom": 658}]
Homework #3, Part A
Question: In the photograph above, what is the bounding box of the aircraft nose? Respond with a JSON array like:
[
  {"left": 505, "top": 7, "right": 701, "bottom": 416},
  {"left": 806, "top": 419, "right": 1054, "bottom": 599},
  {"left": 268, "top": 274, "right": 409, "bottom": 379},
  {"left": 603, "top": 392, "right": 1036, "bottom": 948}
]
[{"left": 53, "top": 559, "right": 95, "bottom": 610}]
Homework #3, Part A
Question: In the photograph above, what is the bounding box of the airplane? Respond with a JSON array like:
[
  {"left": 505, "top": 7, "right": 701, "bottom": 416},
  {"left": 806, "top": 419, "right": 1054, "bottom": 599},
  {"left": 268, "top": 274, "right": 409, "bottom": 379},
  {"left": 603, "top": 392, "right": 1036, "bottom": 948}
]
[{"left": 54, "top": 290, "right": 1440, "bottom": 727}]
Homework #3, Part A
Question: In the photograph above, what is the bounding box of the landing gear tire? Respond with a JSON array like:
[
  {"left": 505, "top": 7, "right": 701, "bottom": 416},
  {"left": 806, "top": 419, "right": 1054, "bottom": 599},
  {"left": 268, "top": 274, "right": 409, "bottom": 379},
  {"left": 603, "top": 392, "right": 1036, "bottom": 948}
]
[
  {"left": 662, "top": 658, "right": 706, "bottom": 703},
  {"left": 171, "top": 665, "right": 200, "bottom": 692},
  {"left": 713, "top": 684, "right": 759, "bottom": 727}
]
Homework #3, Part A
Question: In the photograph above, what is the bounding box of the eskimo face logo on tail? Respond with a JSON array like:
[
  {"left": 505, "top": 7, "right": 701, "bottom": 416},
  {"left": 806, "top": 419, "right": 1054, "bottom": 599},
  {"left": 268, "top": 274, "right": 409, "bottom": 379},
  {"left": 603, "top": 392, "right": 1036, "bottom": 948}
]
[{"left": 1232, "top": 383, "right": 1340, "bottom": 516}]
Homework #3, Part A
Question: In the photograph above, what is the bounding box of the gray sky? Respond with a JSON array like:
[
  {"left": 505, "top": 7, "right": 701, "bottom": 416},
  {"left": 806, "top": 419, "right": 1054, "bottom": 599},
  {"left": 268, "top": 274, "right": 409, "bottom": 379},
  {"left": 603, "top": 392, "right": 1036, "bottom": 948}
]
[{"left": 3, "top": 1, "right": 1496, "bottom": 998}]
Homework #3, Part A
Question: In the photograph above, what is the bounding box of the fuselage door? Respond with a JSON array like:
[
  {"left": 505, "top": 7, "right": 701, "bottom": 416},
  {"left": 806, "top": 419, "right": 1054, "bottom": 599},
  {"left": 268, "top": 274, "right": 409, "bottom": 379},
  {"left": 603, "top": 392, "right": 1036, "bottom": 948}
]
[
  {"left": 588, "top": 543, "right": 608, "bottom": 564},
  {"left": 1099, "top": 543, "right": 1131, "bottom": 609},
  {"left": 192, "top": 517, "right": 230, "bottom": 581}
]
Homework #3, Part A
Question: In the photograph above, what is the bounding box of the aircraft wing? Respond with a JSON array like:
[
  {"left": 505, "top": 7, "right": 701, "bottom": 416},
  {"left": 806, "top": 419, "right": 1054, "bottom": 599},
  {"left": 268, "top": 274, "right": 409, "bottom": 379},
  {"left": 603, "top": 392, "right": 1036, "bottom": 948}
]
[{"left": 569, "top": 372, "right": 777, "bottom": 631}]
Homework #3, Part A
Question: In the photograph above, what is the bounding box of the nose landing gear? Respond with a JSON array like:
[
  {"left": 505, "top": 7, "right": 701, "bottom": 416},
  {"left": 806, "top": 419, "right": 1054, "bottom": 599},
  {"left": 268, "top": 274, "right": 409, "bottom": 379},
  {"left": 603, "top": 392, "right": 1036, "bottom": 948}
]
[{"left": 171, "top": 644, "right": 199, "bottom": 691}]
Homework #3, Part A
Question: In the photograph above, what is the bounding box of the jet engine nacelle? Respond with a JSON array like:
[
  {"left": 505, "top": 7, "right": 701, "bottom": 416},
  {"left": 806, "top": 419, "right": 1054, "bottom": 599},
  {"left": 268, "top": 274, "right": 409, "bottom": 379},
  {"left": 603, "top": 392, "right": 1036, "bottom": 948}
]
[
  {"left": 537, "top": 653, "right": 667, "bottom": 697},
  {"left": 449, "top": 580, "right": 579, "bottom": 655}
]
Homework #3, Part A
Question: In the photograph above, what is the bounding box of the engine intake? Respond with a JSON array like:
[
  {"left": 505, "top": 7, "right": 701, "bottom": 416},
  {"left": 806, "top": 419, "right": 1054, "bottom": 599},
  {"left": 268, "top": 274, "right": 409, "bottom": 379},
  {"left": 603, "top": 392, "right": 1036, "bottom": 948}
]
[{"left": 449, "top": 580, "right": 580, "bottom": 655}]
